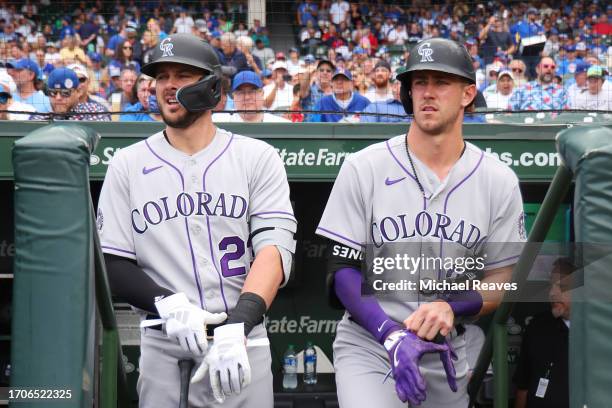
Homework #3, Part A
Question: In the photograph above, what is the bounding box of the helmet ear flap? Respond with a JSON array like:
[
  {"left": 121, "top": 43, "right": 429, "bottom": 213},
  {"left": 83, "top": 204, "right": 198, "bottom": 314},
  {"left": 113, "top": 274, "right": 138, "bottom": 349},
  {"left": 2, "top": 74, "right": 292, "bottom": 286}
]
[
  {"left": 399, "top": 80, "right": 413, "bottom": 115},
  {"left": 175, "top": 73, "right": 222, "bottom": 112}
]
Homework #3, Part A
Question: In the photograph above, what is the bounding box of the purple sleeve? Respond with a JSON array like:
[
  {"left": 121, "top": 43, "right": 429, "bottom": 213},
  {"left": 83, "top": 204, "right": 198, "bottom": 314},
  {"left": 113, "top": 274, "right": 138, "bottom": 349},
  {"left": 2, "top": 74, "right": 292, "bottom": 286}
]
[
  {"left": 334, "top": 267, "right": 402, "bottom": 344},
  {"left": 444, "top": 289, "right": 483, "bottom": 317}
]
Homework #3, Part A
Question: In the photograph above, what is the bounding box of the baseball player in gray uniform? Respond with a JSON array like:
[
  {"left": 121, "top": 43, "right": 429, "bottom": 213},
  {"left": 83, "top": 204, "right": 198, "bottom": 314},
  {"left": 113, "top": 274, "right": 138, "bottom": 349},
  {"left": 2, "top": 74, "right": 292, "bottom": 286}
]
[
  {"left": 98, "top": 33, "right": 296, "bottom": 407},
  {"left": 316, "top": 38, "right": 526, "bottom": 407}
]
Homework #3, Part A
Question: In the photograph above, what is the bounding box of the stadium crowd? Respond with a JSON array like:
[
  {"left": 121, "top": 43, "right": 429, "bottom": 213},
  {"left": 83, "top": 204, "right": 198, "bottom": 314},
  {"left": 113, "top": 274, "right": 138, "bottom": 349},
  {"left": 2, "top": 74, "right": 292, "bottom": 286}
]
[{"left": 0, "top": 0, "right": 610, "bottom": 123}]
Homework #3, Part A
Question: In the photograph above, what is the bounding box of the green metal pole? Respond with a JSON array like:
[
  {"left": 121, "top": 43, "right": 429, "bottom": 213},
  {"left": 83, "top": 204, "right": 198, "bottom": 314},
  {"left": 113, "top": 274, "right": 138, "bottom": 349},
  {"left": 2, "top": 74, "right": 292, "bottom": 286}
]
[
  {"left": 101, "top": 329, "right": 118, "bottom": 408},
  {"left": 469, "top": 164, "right": 573, "bottom": 406},
  {"left": 92, "top": 209, "right": 130, "bottom": 408},
  {"left": 493, "top": 323, "right": 509, "bottom": 408}
]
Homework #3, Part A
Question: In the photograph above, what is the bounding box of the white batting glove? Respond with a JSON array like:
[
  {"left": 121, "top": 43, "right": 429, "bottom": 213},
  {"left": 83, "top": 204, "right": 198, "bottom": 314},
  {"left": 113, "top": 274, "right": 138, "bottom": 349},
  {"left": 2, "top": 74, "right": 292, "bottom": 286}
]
[
  {"left": 154, "top": 293, "right": 227, "bottom": 356},
  {"left": 191, "top": 323, "right": 251, "bottom": 403}
]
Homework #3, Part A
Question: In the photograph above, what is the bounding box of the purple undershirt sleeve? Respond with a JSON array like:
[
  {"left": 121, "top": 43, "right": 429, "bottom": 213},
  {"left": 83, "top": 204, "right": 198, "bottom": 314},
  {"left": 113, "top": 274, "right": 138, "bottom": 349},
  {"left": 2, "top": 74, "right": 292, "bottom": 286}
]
[{"left": 334, "top": 267, "right": 402, "bottom": 344}]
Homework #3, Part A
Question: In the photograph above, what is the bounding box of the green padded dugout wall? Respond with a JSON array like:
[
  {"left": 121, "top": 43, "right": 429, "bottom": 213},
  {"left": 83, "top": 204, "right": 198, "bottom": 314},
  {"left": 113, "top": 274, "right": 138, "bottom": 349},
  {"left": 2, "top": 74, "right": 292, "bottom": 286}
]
[
  {"left": 557, "top": 126, "right": 612, "bottom": 408},
  {"left": 11, "top": 124, "right": 99, "bottom": 407}
]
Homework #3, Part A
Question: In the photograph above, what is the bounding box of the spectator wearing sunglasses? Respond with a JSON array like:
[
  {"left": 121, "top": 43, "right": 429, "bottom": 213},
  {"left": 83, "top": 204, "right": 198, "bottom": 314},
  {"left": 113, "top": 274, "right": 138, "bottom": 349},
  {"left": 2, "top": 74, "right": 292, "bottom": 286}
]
[
  {"left": 508, "top": 59, "right": 528, "bottom": 87},
  {"left": 30, "top": 67, "right": 110, "bottom": 121},
  {"left": 508, "top": 57, "right": 569, "bottom": 111},
  {"left": 112, "top": 39, "right": 141, "bottom": 74},
  {"left": 67, "top": 63, "right": 111, "bottom": 111},
  {"left": 0, "top": 82, "right": 35, "bottom": 120}
]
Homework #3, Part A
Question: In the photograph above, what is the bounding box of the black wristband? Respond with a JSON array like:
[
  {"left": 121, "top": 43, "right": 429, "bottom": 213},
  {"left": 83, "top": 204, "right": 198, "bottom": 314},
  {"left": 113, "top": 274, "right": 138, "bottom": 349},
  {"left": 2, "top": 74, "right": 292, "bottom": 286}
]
[{"left": 226, "top": 292, "right": 267, "bottom": 336}]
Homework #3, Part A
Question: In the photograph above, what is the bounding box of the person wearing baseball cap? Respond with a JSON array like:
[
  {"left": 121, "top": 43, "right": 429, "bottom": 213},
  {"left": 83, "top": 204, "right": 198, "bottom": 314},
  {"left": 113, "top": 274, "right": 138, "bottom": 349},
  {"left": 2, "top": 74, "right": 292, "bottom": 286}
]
[
  {"left": 365, "top": 60, "right": 394, "bottom": 102},
  {"left": 216, "top": 70, "right": 289, "bottom": 123},
  {"left": 263, "top": 60, "right": 292, "bottom": 110},
  {"left": 0, "top": 82, "right": 35, "bottom": 120},
  {"left": 30, "top": 67, "right": 110, "bottom": 121},
  {"left": 67, "top": 63, "right": 110, "bottom": 111},
  {"left": 7, "top": 58, "right": 51, "bottom": 113},
  {"left": 300, "top": 59, "right": 335, "bottom": 122},
  {"left": 313, "top": 68, "right": 370, "bottom": 122},
  {"left": 484, "top": 69, "right": 515, "bottom": 109},
  {"left": 570, "top": 66, "right": 611, "bottom": 111},
  {"left": 565, "top": 61, "right": 590, "bottom": 106}
]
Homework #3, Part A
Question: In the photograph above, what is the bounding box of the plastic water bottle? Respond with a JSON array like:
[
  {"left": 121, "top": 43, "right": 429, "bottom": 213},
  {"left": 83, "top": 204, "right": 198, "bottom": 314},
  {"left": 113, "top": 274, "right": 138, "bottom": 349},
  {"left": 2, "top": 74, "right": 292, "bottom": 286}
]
[
  {"left": 303, "top": 341, "right": 318, "bottom": 385},
  {"left": 282, "top": 344, "right": 298, "bottom": 389}
]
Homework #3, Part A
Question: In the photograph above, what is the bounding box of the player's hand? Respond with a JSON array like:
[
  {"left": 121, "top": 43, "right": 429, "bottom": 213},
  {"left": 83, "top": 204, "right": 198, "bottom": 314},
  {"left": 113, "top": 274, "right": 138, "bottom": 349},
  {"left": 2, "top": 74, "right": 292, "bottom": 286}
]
[
  {"left": 383, "top": 330, "right": 456, "bottom": 405},
  {"left": 154, "top": 293, "right": 228, "bottom": 356},
  {"left": 191, "top": 323, "right": 251, "bottom": 403},
  {"left": 403, "top": 301, "right": 454, "bottom": 340}
]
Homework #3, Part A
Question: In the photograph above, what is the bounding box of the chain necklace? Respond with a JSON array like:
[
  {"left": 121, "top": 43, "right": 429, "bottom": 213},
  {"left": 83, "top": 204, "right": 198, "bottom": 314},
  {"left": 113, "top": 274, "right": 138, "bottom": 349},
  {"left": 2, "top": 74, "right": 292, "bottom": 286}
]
[{"left": 404, "top": 136, "right": 466, "bottom": 201}]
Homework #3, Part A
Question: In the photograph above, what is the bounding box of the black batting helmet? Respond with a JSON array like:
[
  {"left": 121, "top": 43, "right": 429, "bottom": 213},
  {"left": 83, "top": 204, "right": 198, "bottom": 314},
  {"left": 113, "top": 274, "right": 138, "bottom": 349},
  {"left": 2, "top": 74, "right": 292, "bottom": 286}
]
[
  {"left": 397, "top": 38, "right": 476, "bottom": 114},
  {"left": 141, "top": 33, "right": 222, "bottom": 112}
]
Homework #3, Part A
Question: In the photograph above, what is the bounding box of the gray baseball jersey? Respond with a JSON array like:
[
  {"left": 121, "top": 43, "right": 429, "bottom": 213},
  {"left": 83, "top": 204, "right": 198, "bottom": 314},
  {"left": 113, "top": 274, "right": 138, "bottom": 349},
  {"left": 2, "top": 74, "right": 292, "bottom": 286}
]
[
  {"left": 317, "top": 134, "right": 525, "bottom": 407},
  {"left": 99, "top": 128, "right": 295, "bottom": 314},
  {"left": 98, "top": 128, "right": 295, "bottom": 407}
]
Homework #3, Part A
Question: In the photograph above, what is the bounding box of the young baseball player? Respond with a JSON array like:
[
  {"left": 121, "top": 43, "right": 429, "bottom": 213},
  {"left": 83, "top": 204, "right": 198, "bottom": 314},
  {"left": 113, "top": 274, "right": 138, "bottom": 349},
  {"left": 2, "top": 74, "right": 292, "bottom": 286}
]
[
  {"left": 317, "top": 38, "right": 526, "bottom": 407},
  {"left": 97, "top": 34, "right": 296, "bottom": 407}
]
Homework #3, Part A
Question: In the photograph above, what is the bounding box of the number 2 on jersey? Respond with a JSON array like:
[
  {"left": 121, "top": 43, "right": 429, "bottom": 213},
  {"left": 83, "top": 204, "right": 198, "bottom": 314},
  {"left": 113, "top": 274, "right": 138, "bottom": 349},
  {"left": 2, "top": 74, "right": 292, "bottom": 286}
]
[{"left": 219, "top": 236, "right": 246, "bottom": 277}]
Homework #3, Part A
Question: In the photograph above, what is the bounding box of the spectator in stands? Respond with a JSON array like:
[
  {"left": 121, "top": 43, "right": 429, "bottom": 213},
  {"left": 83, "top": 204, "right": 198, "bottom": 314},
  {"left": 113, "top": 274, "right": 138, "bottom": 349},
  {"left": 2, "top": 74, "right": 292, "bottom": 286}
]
[
  {"left": 112, "top": 39, "right": 141, "bottom": 73},
  {"left": 30, "top": 67, "right": 109, "bottom": 121},
  {"left": 141, "top": 30, "right": 159, "bottom": 65},
  {"left": 120, "top": 75, "right": 160, "bottom": 121},
  {"left": 313, "top": 68, "right": 370, "bottom": 122},
  {"left": 108, "top": 67, "right": 137, "bottom": 111},
  {"left": 287, "top": 47, "right": 301, "bottom": 77},
  {"left": 485, "top": 69, "right": 515, "bottom": 110},
  {"left": 570, "top": 66, "right": 611, "bottom": 111},
  {"left": 513, "top": 257, "right": 573, "bottom": 408},
  {"left": 172, "top": 8, "right": 194, "bottom": 34},
  {"left": 298, "top": 0, "right": 318, "bottom": 27},
  {"left": 261, "top": 69, "right": 273, "bottom": 87},
  {"left": 220, "top": 70, "right": 289, "bottom": 123},
  {"left": 0, "top": 82, "right": 35, "bottom": 120},
  {"left": 479, "top": 15, "right": 516, "bottom": 65},
  {"left": 233, "top": 22, "right": 249, "bottom": 38},
  {"left": 556, "top": 45, "right": 582, "bottom": 79},
  {"left": 360, "top": 75, "right": 407, "bottom": 123},
  {"left": 68, "top": 63, "right": 110, "bottom": 111},
  {"left": 565, "top": 62, "right": 589, "bottom": 107},
  {"left": 106, "top": 21, "right": 128, "bottom": 58},
  {"left": 44, "top": 42, "right": 61, "bottom": 67},
  {"left": 217, "top": 32, "right": 250, "bottom": 76},
  {"left": 78, "top": 14, "right": 98, "bottom": 54},
  {"left": 59, "top": 35, "right": 88, "bottom": 66},
  {"left": 592, "top": 13, "right": 611, "bottom": 36},
  {"left": 364, "top": 60, "right": 393, "bottom": 103},
  {"left": 300, "top": 59, "right": 334, "bottom": 122},
  {"left": 146, "top": 18, "right": 167, "bottom": 41},
  {"left": 508, "top": 58, "right": 529, "bottom": 87},
  {"left": 249, "top": 19, "right": 270, "bottom": 48},
  {"left": 252, "top": 39, "right": 274, "bottom": 68},
  {"left": 264, "top": 60, "right": 293, "bottom": 110},
  {"left": 7, "top": 58, "right": 51, "bottom": 113},
  {"left": 330, "top": 0, "right": 350, "bottom": 26},
  {"left": 508, "top": 57, "right": 569, "bottom": 111},
  {"left": 236, "top": 35, "right": 262, "bottom": 75}
]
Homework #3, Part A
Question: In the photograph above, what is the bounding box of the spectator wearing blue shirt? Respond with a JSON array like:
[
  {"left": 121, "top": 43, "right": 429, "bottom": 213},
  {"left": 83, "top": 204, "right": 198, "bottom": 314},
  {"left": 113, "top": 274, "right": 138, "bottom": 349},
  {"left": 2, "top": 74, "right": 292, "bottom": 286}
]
[
  {"left": 298, "top": 0, "right": 319, "bottom": 27},
  {"left": 7, "top": 58, "right": 52, "bottom": 113},
  {"left": 555, "top": 45, "right": 583, "bottom": 79},
  {"left": 106, "top": 21, "right": 128, "bottom": 59},
  {"left": 300, "top": 59, "right": 334, "bottom": 122},
  {"left": 313, "top": 68, "right": 370, "bottom": 122},
  {"left": 511, "top": 8, "right": 544, "bottom": 78},
  {"left": 360, "top": 78, "right": 408, "bottom": 123},
  {"left": 508, "top": 56, "right": 569, "bottom": 111}
]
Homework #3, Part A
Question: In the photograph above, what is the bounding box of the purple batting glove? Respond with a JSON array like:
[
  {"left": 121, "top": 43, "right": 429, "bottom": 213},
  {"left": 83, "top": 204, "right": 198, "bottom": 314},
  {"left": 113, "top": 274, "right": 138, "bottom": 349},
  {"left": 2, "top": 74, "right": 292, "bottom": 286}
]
[
  {"left": 439, "top": 339, "right": 458, "bottom": 392},
  {"left": 384, "top": 330, "right": 456, "bottom": 405}
]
